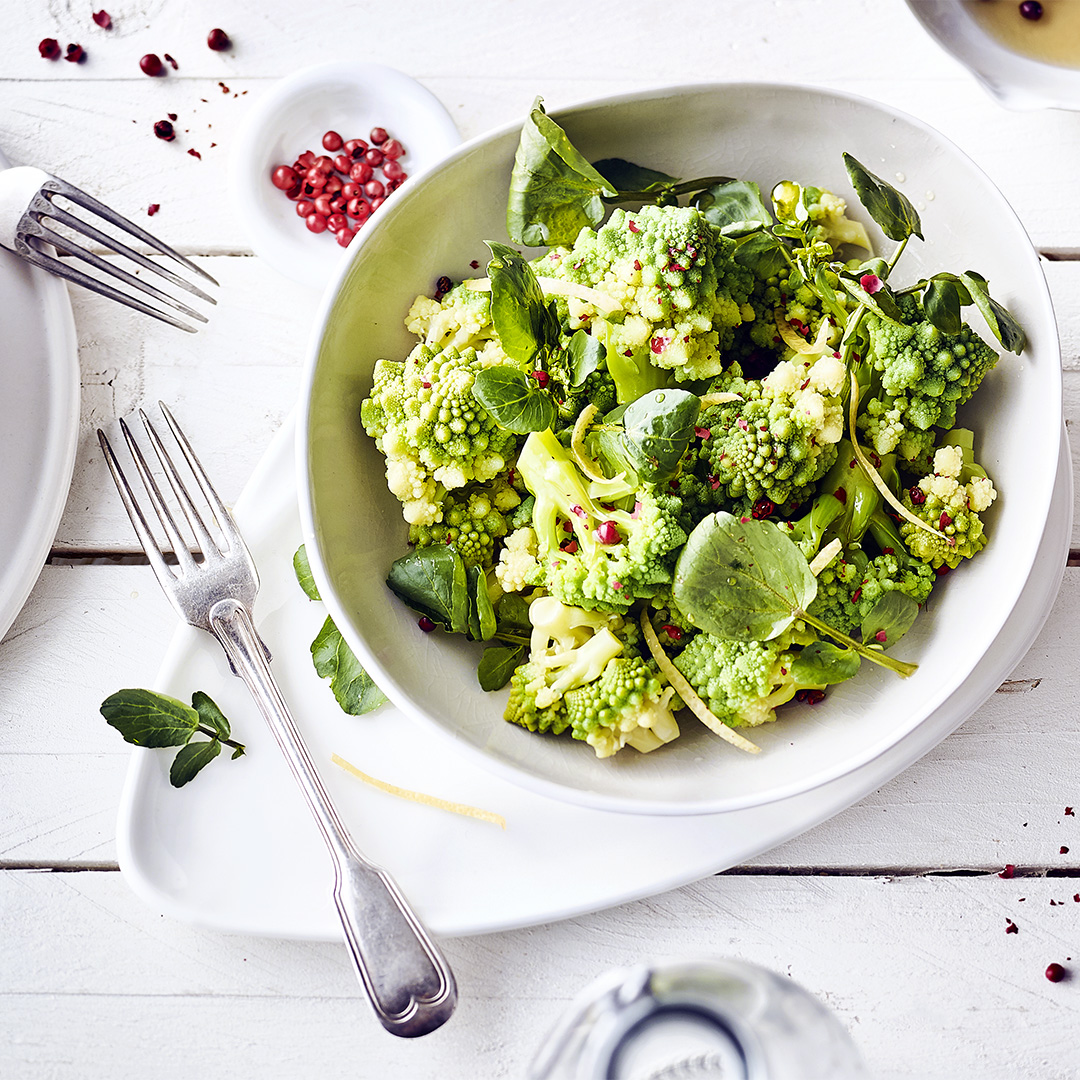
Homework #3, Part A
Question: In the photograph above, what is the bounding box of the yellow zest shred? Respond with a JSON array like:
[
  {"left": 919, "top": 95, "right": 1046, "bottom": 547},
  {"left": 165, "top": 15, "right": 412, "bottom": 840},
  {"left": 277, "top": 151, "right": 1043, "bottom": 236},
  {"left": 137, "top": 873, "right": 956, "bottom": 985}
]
[
  {"left": 571, "top": 404, "right": 605, "bottom": 481},
  {"left": 332, "top": 754, "right": 507, "bottom": 829},
  {"left": 847, "top": 372, "right": 952, "bottom": 545},
  {"left": 809, "top": 537, "right": 843, "bottom": 577},
  {"left": 639, "top": 611, "right": 761, "bottom": 755},
  {"left": 698, "top": 391, "right": 743, "bottom": 409},
  {"left": 774, "top": 311, "right": 832, "bottom": 356}
]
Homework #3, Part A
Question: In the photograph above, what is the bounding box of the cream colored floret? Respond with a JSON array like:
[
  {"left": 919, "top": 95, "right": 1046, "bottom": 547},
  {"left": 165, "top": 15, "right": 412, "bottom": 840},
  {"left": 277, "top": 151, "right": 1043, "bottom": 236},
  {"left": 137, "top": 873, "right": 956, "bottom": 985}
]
[{"left": 494, "top": 527, "right": 539, "bottom": 593}]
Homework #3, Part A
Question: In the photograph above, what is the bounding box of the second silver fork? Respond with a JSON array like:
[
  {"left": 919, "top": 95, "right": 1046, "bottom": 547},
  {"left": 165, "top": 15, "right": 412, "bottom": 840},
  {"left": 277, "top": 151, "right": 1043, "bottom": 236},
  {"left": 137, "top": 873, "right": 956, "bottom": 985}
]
[{"left": 98, "top": 404, "right": 457, "bottom": 1038}]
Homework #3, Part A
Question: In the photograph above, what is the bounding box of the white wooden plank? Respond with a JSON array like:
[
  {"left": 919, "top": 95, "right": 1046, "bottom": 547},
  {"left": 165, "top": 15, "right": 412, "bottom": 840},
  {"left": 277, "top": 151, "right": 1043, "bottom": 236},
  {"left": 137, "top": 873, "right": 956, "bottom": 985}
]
[
  {"left": 3, "top": 564, "right": 1079, "bottom": 869},
  {"left": 1, "top": 867, "right": 1078, "bottom": 1080}
]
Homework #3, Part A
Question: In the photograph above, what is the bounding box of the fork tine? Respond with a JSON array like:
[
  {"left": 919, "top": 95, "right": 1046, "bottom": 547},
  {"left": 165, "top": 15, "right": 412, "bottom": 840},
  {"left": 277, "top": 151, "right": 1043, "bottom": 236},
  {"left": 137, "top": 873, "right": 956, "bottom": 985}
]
[
  {"left": 156, "top": 402, "right": 250, "bottom": 561},
  {"left": 30, "top": 200, "right": 217, "bottom": 307},
  {"left": 42, "top": 175, "right": 219, "bottom": 286},
  {"left": 15, "top": 240, "right": 201, "bottom": 333},
  {"left": 97, "top": 429, "right": 177, "bottom": 585},
  {"left": 118, "top": 418, "right": 202, "bottom": 574},
  {"left": 137, "top": 408, "right": 220, "bottom": 558},
  {"left": 25, "top": 221, "right": 210, "bottom": 324}
]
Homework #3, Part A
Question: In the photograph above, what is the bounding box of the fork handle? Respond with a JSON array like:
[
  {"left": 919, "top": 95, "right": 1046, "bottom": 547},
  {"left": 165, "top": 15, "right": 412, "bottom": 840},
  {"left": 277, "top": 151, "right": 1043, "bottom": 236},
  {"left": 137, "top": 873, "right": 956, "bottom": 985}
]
[{"left": 208, "top": 597, "right": 458, "bottom": 1038}]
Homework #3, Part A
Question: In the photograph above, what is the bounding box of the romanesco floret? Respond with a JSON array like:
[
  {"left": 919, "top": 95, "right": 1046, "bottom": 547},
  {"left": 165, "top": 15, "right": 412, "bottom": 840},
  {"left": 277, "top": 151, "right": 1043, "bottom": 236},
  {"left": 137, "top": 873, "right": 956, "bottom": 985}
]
[
  {"left": 863, "top": 294, "right": 998, "bottom": 437},
  {"left": 408, "top": 477, "right": 520, "bottom": 567},
  {"left": 502, "top": 596, "right": 679, "bottom": 757},
  {"left": 540, "top": 204, "right": 754, "bottom": 391},
  {"left": 404, "top": 283, "right": 509, "bottom": 365},
  {"left": 360, "top": 344, "right": 521, "bottom": 525},
  {"left": 807, "top": 549, "right": 867, "bottom": 636},
  {"left": 516, "top": 428, "right": 687, "bottom": 612},
  {"left": 899, "top": 443, "right": 998, "bottom": 568},
  {"left": 672, "top": 632, "right": 804, "bottom": 728},
  {"left": 857, "top": 552, "right": 936, "bottom": 614},
  {"left": 692, "top": 352, "right": 846, "bottom": 508}
]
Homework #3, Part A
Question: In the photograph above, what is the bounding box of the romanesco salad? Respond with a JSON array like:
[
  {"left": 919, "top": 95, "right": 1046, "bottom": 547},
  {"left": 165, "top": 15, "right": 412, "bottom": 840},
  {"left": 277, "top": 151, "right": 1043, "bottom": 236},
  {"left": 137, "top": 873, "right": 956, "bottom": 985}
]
[{"left": 360, "top": 98, "right": 1026, "bottom": 761}]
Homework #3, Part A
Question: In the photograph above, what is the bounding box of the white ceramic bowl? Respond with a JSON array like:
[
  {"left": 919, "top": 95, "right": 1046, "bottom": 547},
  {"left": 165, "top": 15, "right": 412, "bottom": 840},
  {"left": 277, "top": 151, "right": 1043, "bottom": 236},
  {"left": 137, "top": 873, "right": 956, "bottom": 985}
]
[
  {"left": 229, "top": 61, "right": 461, "bottom": 289},
  {"left": 907, "top": 0, "right": 1080, "bottom": 109},
  {"left": 297, "top": 83, "right": 1061, "bottom": 816}
]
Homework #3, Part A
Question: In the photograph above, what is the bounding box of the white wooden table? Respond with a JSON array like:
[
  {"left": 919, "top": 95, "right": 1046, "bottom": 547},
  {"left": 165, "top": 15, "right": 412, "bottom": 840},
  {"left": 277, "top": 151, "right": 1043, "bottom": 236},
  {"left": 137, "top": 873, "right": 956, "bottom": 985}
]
[{"left": 3, "top": 1, "right": 1080, "bottom": 1076}]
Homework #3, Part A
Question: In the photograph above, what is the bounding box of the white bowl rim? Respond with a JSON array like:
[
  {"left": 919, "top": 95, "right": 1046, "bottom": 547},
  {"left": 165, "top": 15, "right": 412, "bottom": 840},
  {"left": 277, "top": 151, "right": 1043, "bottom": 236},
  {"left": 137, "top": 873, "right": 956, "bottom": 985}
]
[{"left": 296, "top": 79, "right": 1061, "bottom": 816}]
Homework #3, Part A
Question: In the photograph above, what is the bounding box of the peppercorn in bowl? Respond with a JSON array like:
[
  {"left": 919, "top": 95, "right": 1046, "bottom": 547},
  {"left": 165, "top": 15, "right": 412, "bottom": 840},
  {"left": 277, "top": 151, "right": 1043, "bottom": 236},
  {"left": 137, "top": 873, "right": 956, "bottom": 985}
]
[{"left": 297, "top": 83, "right": 1063, "bottom": 815}]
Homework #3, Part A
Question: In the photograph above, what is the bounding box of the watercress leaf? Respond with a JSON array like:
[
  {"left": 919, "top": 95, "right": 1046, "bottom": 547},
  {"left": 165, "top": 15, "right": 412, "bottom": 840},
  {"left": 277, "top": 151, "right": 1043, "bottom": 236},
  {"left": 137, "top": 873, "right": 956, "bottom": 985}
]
[
  {"left": 923, "top": 278, "right": 963, "bottom": 336},
  {"left": 100, "top": 688, "right": 198, "bottom": 748},
  {"left": 506, "top": 97, "right": 616, "bottom": 247},
  {"left": 292, "top": 544, "right": 321, "bottom": 601},
  {"left": 813, "top": 265, "right": 848, "bottom": 322},
  {"left": 733, "top": 231, "right": 788, "bottom": 279},
  {"left": 694, "top": 179, "right": 772, "bottom": 236},
  {"left": 191, "top": 690, "right": 230, "bottom": 741},
  {"left": 472, "top": 365, "right": 557, "bottom": 434},
  {"left": 495, "top": 593, "right": 532, "bottom": 633},
  {"left": 169, "top": 738, "right": 221, "bottom": 788},
  {"left": 842, "top": 153, "right": 923, "bottom": 242},
  {"left": 959, "top": 271, "right": 1027, "bottom": 354},
  {"left": 672, "top": 513, "right": 817, "bottom": 641},
  {"left": 311, "top": 615, "right": 389, "bottom": 715},
  {"left": 387, "top": 545, "right": 470, "bottom": 634},
  {"left": 485, "top": 241, "right": 560, "bottom": 365},
  {"left": 789, "top": 641, "right": 861, "bottom": 687},
  {"left": 464, "top": 565, "right": 498, "bottom": 642},
  {"left": 477, "top": 644, "right": 526, "bottom": 692},
  {"left": 567, "top": 329, "right": 605, "bottom": 387},
  {"left": 860, "top": 591, "right": 920, "bottom": 650},
  {"left": 620, "top": 389, "right": 701, "bottom": 484},
  {"left": 592, "top": 158, "right": 679, "bottom": 193}
]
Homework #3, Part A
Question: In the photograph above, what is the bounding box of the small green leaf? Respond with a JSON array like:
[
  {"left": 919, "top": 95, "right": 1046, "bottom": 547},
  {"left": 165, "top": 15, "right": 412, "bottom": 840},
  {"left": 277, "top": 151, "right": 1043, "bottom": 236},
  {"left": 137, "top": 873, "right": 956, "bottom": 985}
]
[
  {"left": 495, "top": 592, "right": 533, "bottom": 633},
  {"left": 100, "top": 689, "right": 198, "bottom": 748},
  {"left": 465, "top": 564, "right": 498, "bottom": 642},
  {"left": 566, "top": 329, "right": 605, "bottom": 387},
  {"left": 311, "top": 616, "right": 389, "bottom": 715},
  {"left": 593, "top": 158, "right": 679, "bottom": 193},
  {"left": 472, "top": 365, "right": 557, "bottom": 434},
  {"left": 694, "top": 179, "right": 772, "bottom": 236},
  {"left": 960, "top": 271, "right": 1027, "bottom": 354},
  {"left": 843, "top": 153, "right": 923, "bottom": 242},
  {"left": 191, "top": 690, "right": 230, "bottom": 741},
  {"left": 860, "top": 591, "right": 920, "bottom": 649},
  {"left": 477, "top": 644, "right": 526, "bottom": 691},
  {"left": 923, "top": 278, "right": 963, "bottom": 336},
  {"left": 619, "top": 389, "right": 701, "bottom": 484},
  {"left": 506, "top": 97, "right": 616, "bottom": 247},
  {"left": 169, "top": 739, "right": 221, "bottom": 788},
  {"left": 293, "top": 544, "right": 321, "bottom": 601},
  {"left": 485, "top": 241, "right": 560, "bottom": 365},
  {"left": 386, "top": 545, "right": 471, "bottom": 634},
  {"left": 733, "top": 231, "right": 788, "bottom": 279},
  {"left": 789, "top": 641, "right": 861, "bottom": 686},
  {"left": 672, "top": 513, "right": 817, "bottom": 642}
]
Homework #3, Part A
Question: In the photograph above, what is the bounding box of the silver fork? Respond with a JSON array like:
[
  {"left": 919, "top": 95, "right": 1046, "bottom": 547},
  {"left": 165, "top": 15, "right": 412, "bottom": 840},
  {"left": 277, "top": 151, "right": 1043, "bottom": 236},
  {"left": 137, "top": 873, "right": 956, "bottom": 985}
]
[
  {"left": 0, "top": 165, "right": 216, "bottom": 332},
  {"left": 98, "top": 403, "right": 457, "bottom": 1038}
]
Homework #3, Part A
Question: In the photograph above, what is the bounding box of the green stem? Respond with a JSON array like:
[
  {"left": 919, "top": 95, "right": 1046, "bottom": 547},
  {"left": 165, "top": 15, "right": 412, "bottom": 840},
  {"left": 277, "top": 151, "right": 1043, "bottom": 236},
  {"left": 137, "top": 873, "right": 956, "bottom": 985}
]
[
  {"left": 196, "top": 725, "right": 245, "bottom": 752},
  {"left": 798, "top": 610, "right": 918, "bottom": 678},
  {"left": 887, "top": 235, "right": 910, "bottom": 272},
  {"left": 602, "top": 175, "right": 736, "bottom": 204}
]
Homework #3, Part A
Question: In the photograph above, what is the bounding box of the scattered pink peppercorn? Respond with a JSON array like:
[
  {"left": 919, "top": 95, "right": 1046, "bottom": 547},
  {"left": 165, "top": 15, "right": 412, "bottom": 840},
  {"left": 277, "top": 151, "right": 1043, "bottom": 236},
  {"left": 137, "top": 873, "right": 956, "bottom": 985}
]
[
  {"left": 140, "top": 53, "right": 164, "bottom": 76},
  {"left": 417, "top": 616, "right": 436, "bottom": 633},
  {"left": 1005, "top": 919, "right": 1019, "bottom": 934},
  {"left": 1020, "top": 1, "right": 1043, "bottom": 20},
  {"left": 65, "top": 43, "right": 86, "bottom": 63},
  {"left": 860, "top": 273, "right": 882, "bottom": 294},
  {"left": 207, "top": 28, "right": 231, "bottom": 51},
  {"left": 661, "top": 625, "right": 682, "bottom": 642},
  {"left": 999, "top": 864, "right": 1016, "bottom": 879},
  {"left": 751, "top": 499, "right": 775, "bottom": 520},
  {"left": 369, "top": 126, "right": 389, "bottom": 145},
  {"left": 153, "top": 120, "right": 175, "bottom": 141},
  {"left": 187, "top": 148, "right": 201, "bottom": 160},
  {"left": 1066, "top": 807, "right": 1075, "bottom": 816},
  {"left": 595, "top": 521, "right": 621, "bottom": 546},
  {"left": 164, "top": 53, "right": 178, "bottom": 70},
  {"left": 147, "top": 203, "right": 160, "bottom": 216},
  {"left": 92, "top": 10, "right": 112, "bottom": 29},
  {"left": 1061, "top": 846, "right": 1070, "bottom": 854},
  {"left": 39, "top": 38, "right": 61, "bottom": 59},
  {"left": 1046, "top": 962, "right": 1067, "bottom": 982},
  {"left": 909, "top": 486, "right": 926, "bottom": 506},
  {"left": 532, "top": 370, "right": 550, "bottom": 388}
]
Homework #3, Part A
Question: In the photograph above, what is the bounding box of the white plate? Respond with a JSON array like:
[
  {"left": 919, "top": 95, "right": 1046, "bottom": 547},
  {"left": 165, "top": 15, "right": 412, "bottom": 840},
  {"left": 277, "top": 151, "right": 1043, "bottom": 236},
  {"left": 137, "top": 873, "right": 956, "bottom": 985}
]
[
  {"left": 228, "top": 61, "right": 462, "bottom": 290},
  {"left": 115, "top": 414, "right": 1071, "bottom": 939},
  {"left": 0, "top": 152, "right": 80, "bottom": 643}
]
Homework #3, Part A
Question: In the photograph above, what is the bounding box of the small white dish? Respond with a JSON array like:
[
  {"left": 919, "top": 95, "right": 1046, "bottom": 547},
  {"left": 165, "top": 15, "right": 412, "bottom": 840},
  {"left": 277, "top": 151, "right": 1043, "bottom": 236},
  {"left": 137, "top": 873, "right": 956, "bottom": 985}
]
[
  {"left": 229, "top": 61, "right": 461, "bottom": 290},
  {"left": 0, "top": 149, "right": 80, "bottom": 643},
  {"left": 907, "top": 0, "right": 1080, "bottom": 110}
]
